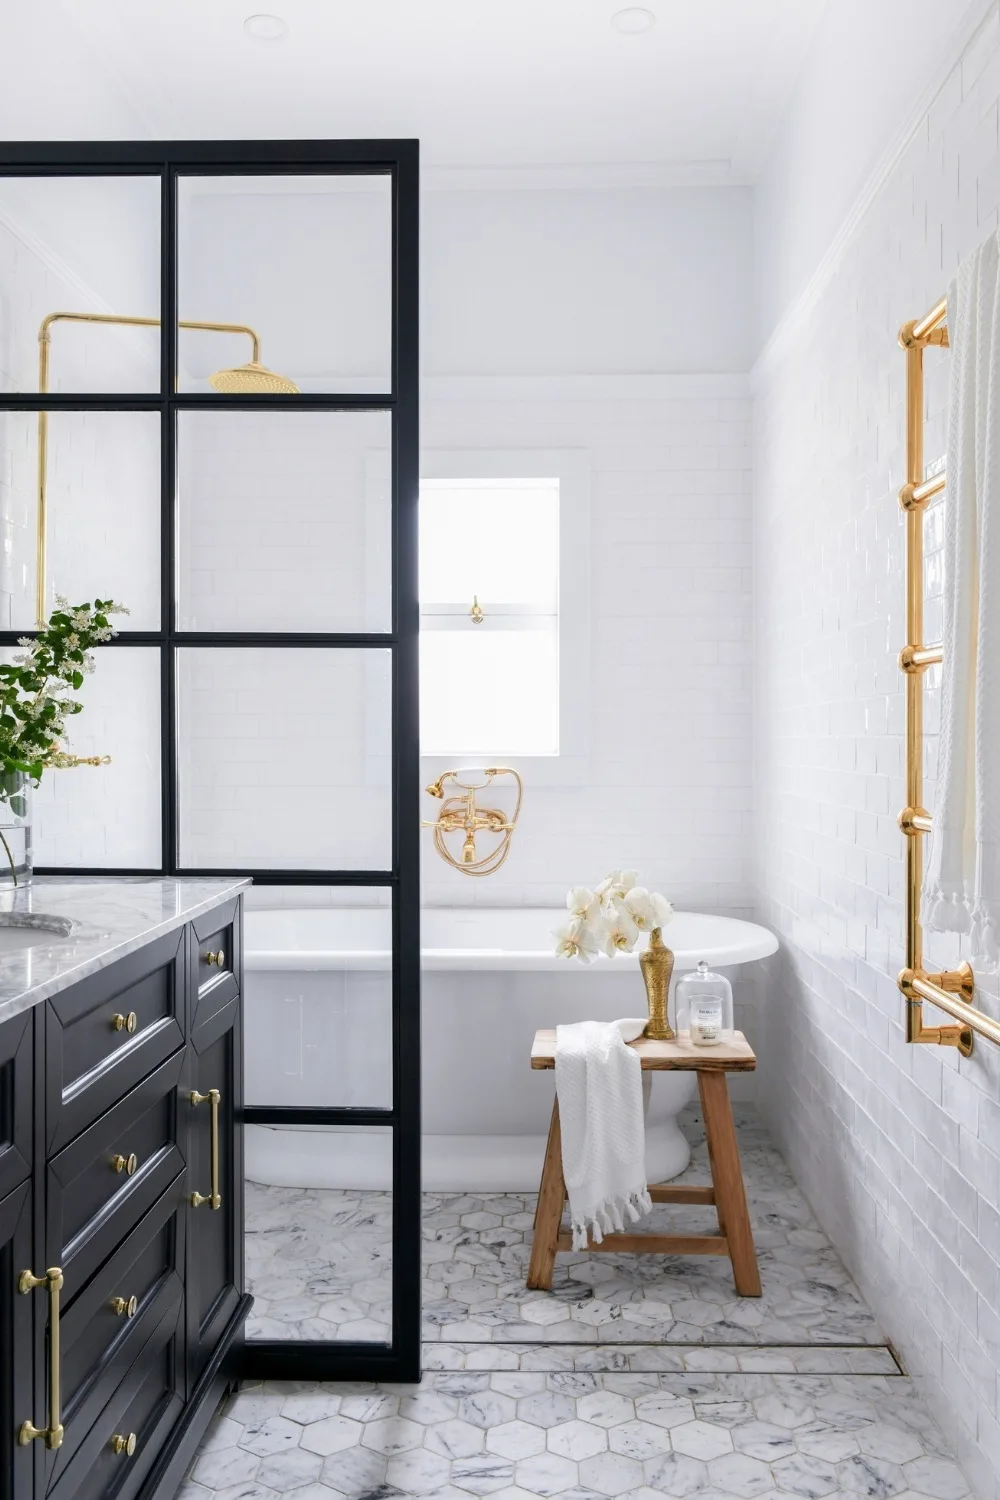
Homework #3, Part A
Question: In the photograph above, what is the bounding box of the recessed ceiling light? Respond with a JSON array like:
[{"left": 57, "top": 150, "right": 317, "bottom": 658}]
[
  {"left": 612, "top": 7, "right": 656, "bottom": 34},
  {"left": 244, "top": 13, "right": 288, "bottom": 42}
]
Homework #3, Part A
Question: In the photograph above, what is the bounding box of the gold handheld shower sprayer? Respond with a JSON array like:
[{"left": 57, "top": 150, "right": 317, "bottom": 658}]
[
  {"left": 34, "top": 312, "right": 298, "bottom": 620},
  {"left": 423, "top": 767, "right": 522, "bottom": 876}
]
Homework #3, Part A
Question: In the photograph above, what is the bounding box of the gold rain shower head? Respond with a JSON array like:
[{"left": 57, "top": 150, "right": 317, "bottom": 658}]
[
  {"left": 208, "top": 359, "right": 300, "bottom": 394},
  {"left": 34, "top": 311, "right": 299, "bottom": 618}
]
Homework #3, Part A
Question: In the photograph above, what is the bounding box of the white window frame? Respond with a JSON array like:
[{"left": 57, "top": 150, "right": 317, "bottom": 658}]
[{"left": 417, "top": 449, "right": 590, "bottom": 787}]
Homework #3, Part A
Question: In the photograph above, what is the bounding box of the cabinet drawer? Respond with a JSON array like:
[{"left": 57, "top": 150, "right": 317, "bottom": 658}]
[
  {"left": 190, "top": 898, "right": 241, "bottom": 1028},
  {"left": 48, "top": 1292, "right": 183, "bottom": 1500},
  {"left": 61, "top": 1186, "right": 183, "bottom": 1454},
  {"left": 47, "top": 929, "right": 185, "bottom": 1154},
  {"left": 48, "top": 1051, "right": 185, "bottom": 1291}
]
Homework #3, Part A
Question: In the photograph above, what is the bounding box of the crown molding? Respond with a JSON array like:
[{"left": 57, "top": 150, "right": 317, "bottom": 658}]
[
  {"left": 422, "top": 372, "right": 751, "bottom": 400},
  {"left": 422, "top": 159, "right": 741, "bottom": 192},
  {"left": 752, "top": 0, "right": 998, "bottom": 387}
]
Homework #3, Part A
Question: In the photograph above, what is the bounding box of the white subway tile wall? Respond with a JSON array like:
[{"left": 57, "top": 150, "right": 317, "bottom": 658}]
[
  {"left": 419, "top": 390, "right": 753, "bottom": 917},
  {"left": 754, "top": 13, "right": 1000, "bottom": 1500}
]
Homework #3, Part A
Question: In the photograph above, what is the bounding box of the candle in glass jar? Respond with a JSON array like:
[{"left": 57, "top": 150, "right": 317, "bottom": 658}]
[{"left": 690, "top": 995, "right": 724, "bottom": 1046}]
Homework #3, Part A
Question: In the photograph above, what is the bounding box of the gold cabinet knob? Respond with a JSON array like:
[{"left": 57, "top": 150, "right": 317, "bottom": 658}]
[
  {"left": 111, "top": 1432, "right": 137, "bottom": 1457},
  {"left": 205, "top": 949, "right": 225, "bottom": 967},
  {"left": 112, "top": 1011, "right": 138, "bottom": 1034},
  {"left": 111, "top": 1153, "right": 138, "bottom": 1176},
  {"left": 110, "top": 1294, "right": 138, "bottom": 1318}
]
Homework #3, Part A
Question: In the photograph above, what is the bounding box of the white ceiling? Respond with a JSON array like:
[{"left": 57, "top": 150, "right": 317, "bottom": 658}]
[{"left": 15, "top": 0, "right": 829, "bottom": 185}]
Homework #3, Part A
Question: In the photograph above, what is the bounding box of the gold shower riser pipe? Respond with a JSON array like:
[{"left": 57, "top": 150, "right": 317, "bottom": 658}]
[
  {"left": 35, "top": 313, "right": 260, "bottom": 621},
  {"left": 896, "top": 295, "right": 1000, "bottom": 1056}
]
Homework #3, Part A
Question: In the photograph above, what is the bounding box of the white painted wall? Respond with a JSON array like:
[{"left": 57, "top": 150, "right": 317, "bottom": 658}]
[
  {"left": 754, "top": 0, "right": 994, "bottom": 345},
  {"left": 423, "top": 186, "right": 755, "bottom": 374},
  {"left": 753, "top": 7, "right": 1000, "bottom": 1497}
]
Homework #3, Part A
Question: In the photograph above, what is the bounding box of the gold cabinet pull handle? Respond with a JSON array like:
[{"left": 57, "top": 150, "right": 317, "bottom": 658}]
[
  {"left": 110, "top": 1294, "right": 138, "bottom": 1318},
  {"left": 18, "top": 1267, "right": 64, "bottom": 1449},
  {"left": 189, "top": 1088, "right": 222, "bottom": 1210},
  {"left": 111, "top": 1152, "right": 138, "bottom": 1176},
  {"left": 111, "top": 1432, "right": 137, "bottom": 1456},
  {"left": 205, "top": 950, "right": 225, "bottom": 967},
  {"left": 112, "top": 1011, "right": 138, "bottom": 1033}
]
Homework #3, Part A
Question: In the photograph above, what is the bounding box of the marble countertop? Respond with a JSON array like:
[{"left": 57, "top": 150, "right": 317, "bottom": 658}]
[{"left": 0, "top": 877, "right": 249, "bottom": 1026}]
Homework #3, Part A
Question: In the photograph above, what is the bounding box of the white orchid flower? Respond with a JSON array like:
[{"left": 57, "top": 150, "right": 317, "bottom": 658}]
[
  {"left": 650, "top": 891, "right": 674, "bottom": 928},
  {"left": 596, "top": 869, "right": 637, "bottom": 903},
  {"left": 601, "top": 909, "right": 639, "bottom": 957},
  {"left": 566, "top": 886, "right": 599, "bottom": 924},
  {"left": 553, "top": 917, "right": 600, "bottom": 964},
  {"left": 622, "top": 887, "right": 657, "bottom": 930}
]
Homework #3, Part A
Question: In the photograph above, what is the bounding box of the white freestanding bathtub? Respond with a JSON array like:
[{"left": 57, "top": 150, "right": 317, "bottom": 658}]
[{"left": 243, "top": 908, "right": 777, "bottom": 1192}]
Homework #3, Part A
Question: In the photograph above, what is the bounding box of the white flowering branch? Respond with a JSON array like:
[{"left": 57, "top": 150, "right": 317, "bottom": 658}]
[
  {"left": 0, "top": 594, "right": 128, "bottom": 793},
  {"left": 553, "top": 869, "right": 673, "bottom": 963}
]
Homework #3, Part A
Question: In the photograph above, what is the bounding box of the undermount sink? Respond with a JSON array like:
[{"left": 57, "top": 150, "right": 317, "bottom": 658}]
[
  {"left": 0, "top": 915, "right": 75, "bottom": 953},
  {"left": 0, "top": 927, "right": 63, "bottom": 953}
]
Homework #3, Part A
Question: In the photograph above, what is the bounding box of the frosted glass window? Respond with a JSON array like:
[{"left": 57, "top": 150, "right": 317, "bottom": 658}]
[
  {"left": 0, "top": 409, "right": 160, "bottom": 632},
  {"left": 176, "top": 409, "right": 390, "bottom": 632},
  {"left": 419, "top": 478, "right": 558, "bottom": 608},
  {"left": 0, "top": 176, "right": 160, "bottom": 394},
  {"left": 420, "top": 629, "right": 559, "bottom": 757},
  {"left": 419, "top": 478, "right": 560, "bottom": 756},
  {"left": 177, "top": 648, "right": 391, "bottom": 869},
  {"left": 29, "top": 648, "right": 161, "bottom": 867}
]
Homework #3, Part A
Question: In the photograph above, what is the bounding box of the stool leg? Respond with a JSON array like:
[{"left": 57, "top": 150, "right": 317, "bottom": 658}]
[
  {"left": 527, "top": 1097, "right": 566, "bottom": 1291},
  {"left": 698, "top": 1072, "right": 762, "bottom": 1297}
]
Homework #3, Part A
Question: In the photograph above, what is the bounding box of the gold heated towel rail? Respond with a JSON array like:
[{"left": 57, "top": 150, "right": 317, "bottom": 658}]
[{"left": 896, "top": 298, "right": 1000, "bottom": 1056}]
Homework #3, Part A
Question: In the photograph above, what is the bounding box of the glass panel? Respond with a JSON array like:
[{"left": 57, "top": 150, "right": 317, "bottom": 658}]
[
  {"left": 0, "top": 409, "right": 160, "bottom": 632},
  {"left": 27, "top": 647, "right": 161, "bottom": 867},
  {"left": 176, "top": 647, "right": 392, "bottom": 869},
  {"left": 176, "top": 410, "right": 390, "bottom": 631},
  {"left": 177, "top": 175, "right": 391, "bottom": 395},
  {"left": 245, "top": 1124, "right": 392, "bottom": 1343},
  {"left": 420, "top": 478, "right": 560, "bottom": 608},
  {"left": 420, "top": 627, "right": 559, "bottom": 756},
  {"left": 244, "top": 895, "right": 392, "bottom": 1108},
  {"left": 0, "top": 177, "right": 160, "bottom": 393}
]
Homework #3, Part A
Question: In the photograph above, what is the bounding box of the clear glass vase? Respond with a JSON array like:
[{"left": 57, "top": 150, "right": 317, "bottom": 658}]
[{"left": 0, "top": 773, "right": 33, "bottom": 888}]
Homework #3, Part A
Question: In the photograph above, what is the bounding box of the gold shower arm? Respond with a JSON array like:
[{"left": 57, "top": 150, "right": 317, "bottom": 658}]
[{"left": 34, "top": 313, "right": 261, "bottom": 622}]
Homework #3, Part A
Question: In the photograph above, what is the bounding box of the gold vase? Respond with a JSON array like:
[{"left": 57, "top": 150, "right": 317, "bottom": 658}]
[{"left": 640, "top": 927, "right": 675, "bottom": 1040}]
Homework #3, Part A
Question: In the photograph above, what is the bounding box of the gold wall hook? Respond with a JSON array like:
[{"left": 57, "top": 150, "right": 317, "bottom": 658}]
[
  {"left": 422, "top": 767, "right": 523, "bottom": 876},
  {"left": 469, "top": 595, "right": 485, "bottom": 624}
]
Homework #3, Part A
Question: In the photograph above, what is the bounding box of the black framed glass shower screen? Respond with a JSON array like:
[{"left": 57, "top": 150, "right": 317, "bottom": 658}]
[{"left": 0, "top": 140, "right": 421, "bottom": 1382}]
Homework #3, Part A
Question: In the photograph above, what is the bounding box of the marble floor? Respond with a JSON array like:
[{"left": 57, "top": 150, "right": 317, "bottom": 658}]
[
  {"left": 181, "top": 1370, "right": 973, "bottom": 1500},
  {"left": 245, "top": 1112, "right": 880, "bottom": 1349},
  {"left": 181, "top": 1110, "right": 975, "bottom": 1498}
]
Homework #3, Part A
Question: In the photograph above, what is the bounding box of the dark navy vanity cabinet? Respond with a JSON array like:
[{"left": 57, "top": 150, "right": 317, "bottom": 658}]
[{"left": 0, "top": 891, "right": 247, "bottom": 1500}]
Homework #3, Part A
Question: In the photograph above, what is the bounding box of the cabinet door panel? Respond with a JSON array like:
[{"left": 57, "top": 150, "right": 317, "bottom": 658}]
[
  {"left": 186, "top": 991, "right": 243, "bottom": 1385},
  {"left": 0, "top": 1008, "right": 32, "bottom": 1198},
  {"left": 0, "top": 1181, "right": 34, "bottom": 1500}
]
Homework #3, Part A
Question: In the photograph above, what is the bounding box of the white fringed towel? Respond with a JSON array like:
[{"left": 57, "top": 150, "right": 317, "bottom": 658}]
[
  {"left": 923, "top": 230, "right": 1000, "bottom": 967},
  {"left": 554, "top": 1018, "right": 652, "bottom": 1251}
]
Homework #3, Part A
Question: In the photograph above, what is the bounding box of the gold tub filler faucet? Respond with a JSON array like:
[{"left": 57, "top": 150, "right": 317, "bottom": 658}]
[{"left": 423, "top": 767, "right": 522, "bottom": 876}]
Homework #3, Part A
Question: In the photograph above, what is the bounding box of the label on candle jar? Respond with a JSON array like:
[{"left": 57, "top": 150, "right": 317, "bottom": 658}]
[{"left": 690, "top": 997, "right": 723, "bottom": 1046}]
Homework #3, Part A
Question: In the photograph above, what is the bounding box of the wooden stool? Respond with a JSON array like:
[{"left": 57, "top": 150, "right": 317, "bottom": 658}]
[{"left": 526, "top": 1028, "right": 761, "bottom": 1297}]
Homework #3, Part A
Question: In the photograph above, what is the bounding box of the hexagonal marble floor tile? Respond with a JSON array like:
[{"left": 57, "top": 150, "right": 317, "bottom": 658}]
[{"left": 183, "top": 1371, "right": 972, "bottom": 1500}]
